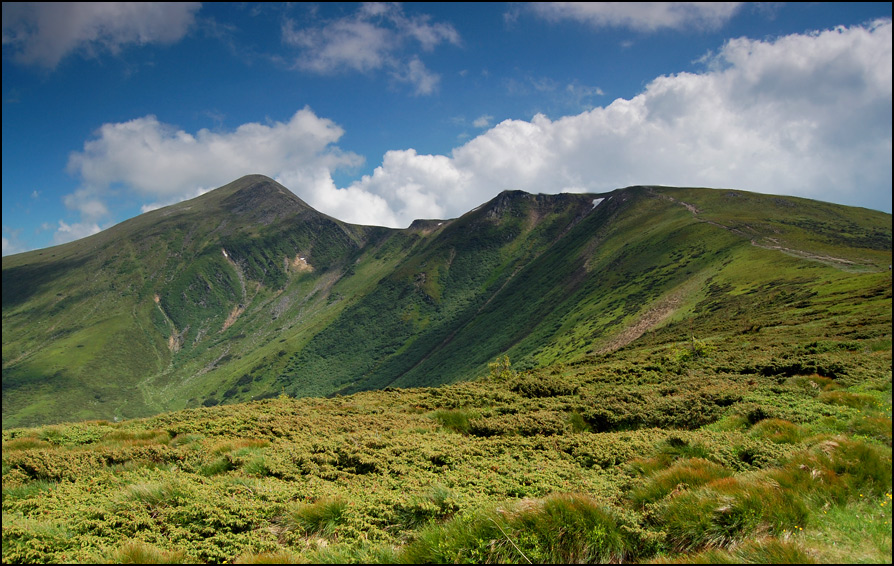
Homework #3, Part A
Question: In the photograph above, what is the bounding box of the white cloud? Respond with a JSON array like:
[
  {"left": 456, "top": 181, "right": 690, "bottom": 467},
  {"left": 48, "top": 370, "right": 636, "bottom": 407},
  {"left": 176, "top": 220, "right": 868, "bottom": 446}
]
[
  {"left": 283, "top": 17, "right": 392, "bottom": 74},
  {"left": 63, "top": 189, "right": 109, "bottom": 221},
  {"left": 282, "top": 3, "right": 459, "bottom": 94},
  {"left": 348, "top": 149, "right": 468, "bottom": 224},
  {"left": 339, "top": 19, "right": 892, "bottom": 221},
  {"left": 140, "top": 186, "right": 212, "bottom": 214},
  {"left": 1, "top": 2, "right": 201, "bottom": 68},
  {"left": 2, "top": 227, "right": 26, "bottom": 256},
  {"left": 53, "top": 220, "right": 102, "bottom": 246},
  {"left": 473, "top": 115, "right": 494, "bottom": 128},
  {"left": 394, "top": 57, "right": 440, "bottom": 95},
  {"left": 276, "top": 168, "right": 399, "bottom": 227},
  {"left": 67, "top": 108, "right": 361, "bottom": 198},
  {"left": 60, "top": 20, "right": 892, "bottom": 245},
  {"left": 528, "top": 2, "right": 744, "bottom": 31},
  {"left": 62, "top": 107, "right": 368, "bottom": 241}
]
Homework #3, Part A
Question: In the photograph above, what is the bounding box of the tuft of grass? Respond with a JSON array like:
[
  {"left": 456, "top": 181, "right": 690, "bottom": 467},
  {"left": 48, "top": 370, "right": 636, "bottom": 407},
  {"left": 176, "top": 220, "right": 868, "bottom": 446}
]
[
  {"left": 1, "top": 479, "right": 57, "bottom": 502},
  {"left": 629, "top": 458, "right": 735, "bottom": 508},
  {"left": 848, "top": 415, "right": 893, "bottom": 445},
  {"left": 734, "top": 538, "right": 818, "bottom": 564},
  {"left": 302, "top": 541, "right": 400, "bottom": 564},
  {"left": 233, "top": 550, "right": 305, "bottom": 564},
  {"left": 283, "top": 497, "right": 349, "bottom": 538},
  {"left": 123, "top": 480, "right": 190, "bottom": 508},
  {"left": 654, "top": 475, "right": 810, "bottom": 552},
  {"left": 243, "top": 455, "right": 272, "bottom": 477},
  {"left": 2, "top": 436, "right": 54, "bottom": 451},
  {"left": 709, "top": 414, "right": 750, "bottom": 432},
  {"left": 651, "top": 538, "right": 817, "bottom": 563},
  {"left": 749, "top": 418, "right": 808, "bottom": 444},
  {"left": 770, "top": 437, "right": 893, "bottom": 506},
  {"left": 431, "top": 409, "right": 476, "bottom": 434},
  {"left": 818, "top": 391, "right": 877, "bottom": 410},
  {"left": 100, "top": 541, "right": 193, "bottom": 564},
  {"left": 401, "top": 494, "right": 637, "bottom": 564},
  {"left": 567, "top": 411, "right": 591, "bottom": 433},
  {"left": 100, "top": 429, "right": 172, "bottom": 447},
  {"left": 658, "top": 436, "right": 712, "bottom": 461},
  {"left": 199, "top": 456, "right": 235, "bottom": 476}
]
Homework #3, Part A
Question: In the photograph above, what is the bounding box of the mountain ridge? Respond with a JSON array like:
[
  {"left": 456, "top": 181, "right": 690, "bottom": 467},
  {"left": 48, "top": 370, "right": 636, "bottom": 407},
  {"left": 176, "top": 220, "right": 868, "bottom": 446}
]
[{"left": 2, "top": 175, "right": 891, "bottom": 428}]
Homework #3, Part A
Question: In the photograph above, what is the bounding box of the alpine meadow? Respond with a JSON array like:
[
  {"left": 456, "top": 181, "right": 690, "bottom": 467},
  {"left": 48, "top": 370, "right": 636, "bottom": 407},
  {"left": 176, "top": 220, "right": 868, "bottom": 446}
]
[{"left": 2, "top": 175, "right": 891, "bottom": 563}]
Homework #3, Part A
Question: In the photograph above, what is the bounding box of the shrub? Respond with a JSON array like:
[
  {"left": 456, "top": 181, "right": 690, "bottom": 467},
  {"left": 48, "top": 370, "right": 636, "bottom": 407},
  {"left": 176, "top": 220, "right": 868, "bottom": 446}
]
[
  {"left": 511, "top": 374, "right": 578, "bottom": 398},
  {"left": 488, "top": 355, "right": 516, "bottom": 381},
  {"left": 395, "top": 484, "right": 460, "bottom": 528}
]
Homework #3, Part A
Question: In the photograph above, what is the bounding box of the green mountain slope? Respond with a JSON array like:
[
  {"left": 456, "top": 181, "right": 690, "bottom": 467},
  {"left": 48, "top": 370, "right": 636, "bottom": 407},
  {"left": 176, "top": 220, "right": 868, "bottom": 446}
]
[{"left": 2, "top": 176, "right": 891, "bottom": 428}]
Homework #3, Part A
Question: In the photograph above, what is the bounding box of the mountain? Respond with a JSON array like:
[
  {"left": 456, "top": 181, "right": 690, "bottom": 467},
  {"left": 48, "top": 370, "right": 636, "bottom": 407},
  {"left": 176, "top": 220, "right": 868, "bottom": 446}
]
[{"left": 2, "top": 175, "right": 891, "bottom": 428}]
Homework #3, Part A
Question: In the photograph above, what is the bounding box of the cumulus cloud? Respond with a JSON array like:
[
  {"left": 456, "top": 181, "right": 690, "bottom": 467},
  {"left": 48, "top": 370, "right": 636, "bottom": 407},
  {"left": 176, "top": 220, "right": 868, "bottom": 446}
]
[
  {"left": 473, "top": 115, "right": 494, "bottom": 128},
  {"left": 53, "top": 220, "right": 102, "bottom": 246},
  {"left": 282, "top": 2, "right": 459, "bottom": 94},
  {"left": 67, "top": 108, "right": 362, "bottom": 197},
  {"left": 528, "top": 2, "right": 744, "bottom": 31},
  {"left": 342, "top": 19, "right": 892, "bottom": 224},
  {"left": 1, "top": 2, "right": 201, "bottom": 68},
  {"left": 61, "top": 107, "right": 370, "bottom": 240},
  {"left": 60, "top": 20, "right": 892, "bottom": 243},
  {"left": 2, "top": 227, "right": 27, "bottom": 256},
  {"left": 276, "top": 168, "right": 399, "bottom": 227}
]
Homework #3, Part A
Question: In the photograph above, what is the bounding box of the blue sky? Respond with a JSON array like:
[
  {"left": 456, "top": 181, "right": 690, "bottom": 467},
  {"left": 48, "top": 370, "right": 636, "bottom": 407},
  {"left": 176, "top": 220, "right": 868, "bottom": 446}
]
[{"left": 2, "top": 2, "right": 891, "bottom": 256}]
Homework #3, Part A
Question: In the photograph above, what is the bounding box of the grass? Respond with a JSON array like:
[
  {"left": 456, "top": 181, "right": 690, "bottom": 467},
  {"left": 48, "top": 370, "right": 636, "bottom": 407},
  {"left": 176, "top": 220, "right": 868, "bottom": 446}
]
[
  {"left": 400, "top": 494, "right": 636, "bottom": 564},
  {"left": 283, "top": 497, "right": 349, "bottom": 538},
  {"left": 98, "top": 541, "right": 194, "bottom": 564}
]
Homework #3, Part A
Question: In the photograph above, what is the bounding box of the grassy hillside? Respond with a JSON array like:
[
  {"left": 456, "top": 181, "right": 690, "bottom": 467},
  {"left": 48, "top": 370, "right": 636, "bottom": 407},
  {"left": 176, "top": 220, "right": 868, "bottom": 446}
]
[
  {"left": 3, "top": 178, "right": 892, "bottom": 432},
  {"left": 2, "top": 260, "right": 890, "bottom": 563}
]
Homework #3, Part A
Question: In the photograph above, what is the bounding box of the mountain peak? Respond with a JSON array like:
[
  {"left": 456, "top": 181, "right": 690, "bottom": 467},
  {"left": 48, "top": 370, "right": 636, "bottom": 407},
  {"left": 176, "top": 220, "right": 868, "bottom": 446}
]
[
  {"left": 214, "top": 175, "right": 315, "bottom": 225},
  {"left": 475, "top": 189, "right": 598, "bottom": 221}
]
